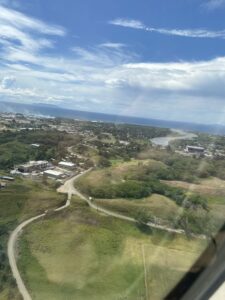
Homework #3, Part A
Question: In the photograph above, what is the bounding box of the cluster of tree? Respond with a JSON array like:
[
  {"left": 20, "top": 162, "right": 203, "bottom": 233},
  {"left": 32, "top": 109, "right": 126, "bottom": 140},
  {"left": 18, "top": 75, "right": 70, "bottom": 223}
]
[
  {"left": 91, "top": 139, "right": 147, "bottom": 162},
  {"left": 176, "top": 209, "right": 216, "bottom": 235},
  {"left": 170, "top": 134, "right": 225, "bottom": 180},
  {"left": 158, "top": 154, "right": 225, "bottom": 181},
  {"left": 172, "top": 132, "right": 225, "bottom": 152},
  {"left": 138, "top": 149, "right": 218, "bottom": 182},
  {"left": 86, "top": 175, "right": 208, "bottom": 211},
  {"left": 147, "top": 179, "right": 208, "bottom": 210},
  {"left": 81, "top": 122, "right": 171, "bottom": 141},
  {"left": 89, "top": 180, "right": 152, "bottom": 199},
  {"left": 0, "top": 130, "right": 80, "bottom": 170}
]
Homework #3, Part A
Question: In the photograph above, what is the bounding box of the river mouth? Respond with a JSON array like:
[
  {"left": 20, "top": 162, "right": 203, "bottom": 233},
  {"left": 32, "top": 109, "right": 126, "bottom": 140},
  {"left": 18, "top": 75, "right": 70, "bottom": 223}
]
[{"left": 150, "top": 129, "right": 197, "bottom": 147}]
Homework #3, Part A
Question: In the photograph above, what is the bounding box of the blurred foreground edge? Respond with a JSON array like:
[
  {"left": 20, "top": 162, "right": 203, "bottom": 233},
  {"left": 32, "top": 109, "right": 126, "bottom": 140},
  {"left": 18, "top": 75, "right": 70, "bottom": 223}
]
[{"left": 165, "top": 223, "right": 225, "bottom": 300}]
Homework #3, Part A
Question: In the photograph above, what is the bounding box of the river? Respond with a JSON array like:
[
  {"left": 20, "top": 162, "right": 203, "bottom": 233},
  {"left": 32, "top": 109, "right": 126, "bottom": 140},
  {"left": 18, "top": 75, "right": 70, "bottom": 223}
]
[{"left": 151, "top": 129, "right": 197, "bottom": 147}]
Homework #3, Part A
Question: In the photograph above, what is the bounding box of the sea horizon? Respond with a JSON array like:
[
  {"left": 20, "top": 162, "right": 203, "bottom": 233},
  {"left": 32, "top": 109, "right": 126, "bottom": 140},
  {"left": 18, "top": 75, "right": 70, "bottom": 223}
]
[{"left": 1, "top": 101, "right": 225, "bottom": 135}]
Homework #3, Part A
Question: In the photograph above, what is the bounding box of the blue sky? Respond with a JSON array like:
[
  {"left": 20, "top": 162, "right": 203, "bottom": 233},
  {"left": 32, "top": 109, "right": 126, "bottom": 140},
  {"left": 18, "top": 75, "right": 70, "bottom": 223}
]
[{"left": 0, "top": 0, "right": 225, "bottom": 124}]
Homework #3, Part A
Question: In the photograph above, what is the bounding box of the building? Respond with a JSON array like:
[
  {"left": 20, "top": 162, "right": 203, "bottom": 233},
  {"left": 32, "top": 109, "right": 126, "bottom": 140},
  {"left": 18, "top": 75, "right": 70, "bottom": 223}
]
[
  {"left": 43, "top": 170, "right": 63, "bottom": 179},
  {"left": 18, "top": 161, "right": 49, "bottom": 173},
  {"left": 119, "top": 140, "right": 129, "bottom": 146},
  {"left": 31, "top": 143, "right": 40, "bottom": 148},
  {"left": 58, "top": 161, "right": 75, "bottom": 169},
  {"left": 0, "top": 176, "right": 14, "bottom": 181},
  {"left": 0, "top": 182, "right": 6, "bottom": 189},
  {"left": 185, "top": 145, "right": 205, "bottom": 154}
]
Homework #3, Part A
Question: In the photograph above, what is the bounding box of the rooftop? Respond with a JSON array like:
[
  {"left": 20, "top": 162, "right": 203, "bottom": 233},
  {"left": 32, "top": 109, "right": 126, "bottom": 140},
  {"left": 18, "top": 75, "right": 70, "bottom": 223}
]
[
  {"left": 186, "top": 145, "right": 205, "bottom": 150},
  {"left": 59, "top": 161, "right": 75, "bottom": 167},
  {"left": 44, "top": 170, "right": 63, "bottom": 177}
]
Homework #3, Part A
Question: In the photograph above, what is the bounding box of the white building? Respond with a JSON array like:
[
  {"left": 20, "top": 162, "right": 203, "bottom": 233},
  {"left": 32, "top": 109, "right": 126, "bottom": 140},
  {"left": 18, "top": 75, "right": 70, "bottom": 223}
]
[
  {"left": 58, "top": 161, "right": 75, "bottom": 169},
  {"left": 43, "top": 170, "right": 63, "bottom": 179},
  {"left": 119, "top": 140, "right": 129, "bottom": 146},
  {"left": 18, "top": 161, "right": 49, "bottom": 173},
  {"left": 185, "top": 145, "right": 205, "bottom": 154},
  {"left": 31, "top": 143, "right": 40, "bottom": 148}
]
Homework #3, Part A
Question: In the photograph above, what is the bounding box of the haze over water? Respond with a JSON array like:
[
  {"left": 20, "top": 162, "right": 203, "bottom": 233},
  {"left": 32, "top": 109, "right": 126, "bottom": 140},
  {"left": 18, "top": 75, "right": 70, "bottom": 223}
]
[{"left": 151, "top": 130, "right": 197, "bottom": 146}]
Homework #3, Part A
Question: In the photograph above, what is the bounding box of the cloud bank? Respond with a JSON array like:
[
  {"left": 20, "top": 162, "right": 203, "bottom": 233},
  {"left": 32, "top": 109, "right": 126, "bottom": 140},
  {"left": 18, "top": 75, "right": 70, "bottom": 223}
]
[
  {"left": 203, "top": 0, "right": 225, "bottom": 10},
  {"left": 110, "top": 18, "right": 225, "bottom": 39},
  {"left": 1, "top": 5, "right": 225, "bottom": 124}
]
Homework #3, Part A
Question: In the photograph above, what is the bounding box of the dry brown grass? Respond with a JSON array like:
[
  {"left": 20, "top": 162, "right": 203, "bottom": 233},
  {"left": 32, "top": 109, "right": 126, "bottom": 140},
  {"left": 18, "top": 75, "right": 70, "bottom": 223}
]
[
  {"left": 162, "top": 177, "right": 225, "bottom": 197},
  {"left": 77, "top": 159, "right": 166, "bottom": 189},
  {"left": 18, "top": 199, "right": 206, "bottom": 300},
  {"left": 95, "top": 193, "right": 180, "bottom": 221}
]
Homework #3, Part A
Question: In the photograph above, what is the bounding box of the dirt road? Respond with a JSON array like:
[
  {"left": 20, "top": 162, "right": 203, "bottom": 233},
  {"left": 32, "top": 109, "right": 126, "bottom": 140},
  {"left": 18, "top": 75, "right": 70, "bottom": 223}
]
[
  {"left": 7, "top": 167, "right": 203, "bottom": 300},
  {"left": 8, "top": 214, "right": 45, "bottom": 300},
  {"left": 60, "top": 169, "right": 186, "bottom": 235},
  {"left": 7, "top": 170, "right": 90, "bottom": 300}
]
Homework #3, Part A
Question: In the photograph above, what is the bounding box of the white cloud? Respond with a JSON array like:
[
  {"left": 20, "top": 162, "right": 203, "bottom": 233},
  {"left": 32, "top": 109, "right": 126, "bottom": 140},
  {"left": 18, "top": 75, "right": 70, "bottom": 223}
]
[
  {"left": 109, "top": 18, "right": 145, "bottom": 30},
  {"left": 0, "top": 0, "right": 20, "bottom": 8},
  {"left": 110, "top": 18, "right": 225, "bottom": 39},
  {"left": 0, "top": 5, "right": 75, "bottom": 106},
  {"left": 2, "top": 46, "right": 225, "bottom": 124},
  {"left": 0, "top": 5, "right": 65, "bottom": 36},
  {"left": 0, "top": 3, "right": 68, "bottom": 82},
  {"left": 1, "top": 6, "right": 225, "bottom": 124},
  {"left": 0, "top": 4, "right": 66, "bottom": 63},
  {"left": 99, "top": 42, "right": 126, "bottom": 49},
  {"left": 0, "top": 24, "right": 54, "bottom": 52},
  {"left": 203, "top": 0, "right": 225, "bottom": 10},
  {"left": 71, "top": 45, "right": 136, "bottom": 67},
  {"left": 1, "top": 76, "right": 16, "bottom": 88}
]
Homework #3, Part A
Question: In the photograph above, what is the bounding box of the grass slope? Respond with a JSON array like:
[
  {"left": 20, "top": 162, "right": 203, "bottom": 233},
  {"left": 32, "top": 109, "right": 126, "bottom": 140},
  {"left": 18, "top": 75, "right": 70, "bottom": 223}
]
[
  {"left": 95, "top": 194, "right": 181, "bottom": 225},
  {"left": 76, "top": 159, "right": 166, "bottom": 191},
  {"left": 18, "top": 197, "right": 206, "bottom": 300},
  {"left": 0, "top": 179, "right": 65, "bottom": 300},
  {"left": 163, "top": 177, "right": 225, "bottom": 230}
]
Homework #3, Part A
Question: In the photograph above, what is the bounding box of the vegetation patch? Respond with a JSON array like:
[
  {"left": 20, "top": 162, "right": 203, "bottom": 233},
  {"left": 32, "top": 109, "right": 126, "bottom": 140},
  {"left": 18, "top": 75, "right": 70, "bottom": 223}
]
[
  {"left": 18, "top": 197, "right": 206, "bottom": 300},
  {"left": 75, "top": 159, "right": 218, "bottom": 235},
  {"left": 0, "top": 130, "right": 80, "bottom": 170},
  {"left": 0, "top": 179, "right": 65, "bottom": 299},
  {"left": 95, "top": 194, "right": 181, "bottom": 223}
]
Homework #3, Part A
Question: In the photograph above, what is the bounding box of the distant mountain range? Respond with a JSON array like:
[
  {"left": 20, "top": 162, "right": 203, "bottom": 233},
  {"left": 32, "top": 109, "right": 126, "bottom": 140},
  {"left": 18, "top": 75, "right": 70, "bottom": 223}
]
[{"left": 1, "top": 101, "right": 225, "bottom": 135}]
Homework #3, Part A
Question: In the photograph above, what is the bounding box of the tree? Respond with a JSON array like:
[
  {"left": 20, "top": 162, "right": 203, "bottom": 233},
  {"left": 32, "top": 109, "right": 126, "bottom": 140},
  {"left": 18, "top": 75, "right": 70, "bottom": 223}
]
[
  {"left": 135, "top": 208, "right": 153, "bottom": 234},
  {"left": 98, "top": 157, "right": 111, "bottom": 168},
  {"left": 135, "top": 209, "right": 153, "bottom": 225},
  {"left": 116, "top": 181, "right": 151, "bottom": 199},
  {"left": 42, "top": 173, "right": 48, "bottom": 185}
]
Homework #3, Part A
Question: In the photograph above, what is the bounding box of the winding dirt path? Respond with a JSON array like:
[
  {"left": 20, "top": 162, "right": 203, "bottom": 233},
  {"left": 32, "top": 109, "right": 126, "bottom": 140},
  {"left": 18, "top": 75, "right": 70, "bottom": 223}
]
[
  {"left": 8, "top": 167, "right": 205, "bottom": 300},
  {"left": 7, "top": 170, "right": 90, "bottom": 300},
  {"left": 8, "top": 214, "right": 45, "bottom": 300},
  {"left": 67, "top": 174, "right": 186, "bottom": 235}
]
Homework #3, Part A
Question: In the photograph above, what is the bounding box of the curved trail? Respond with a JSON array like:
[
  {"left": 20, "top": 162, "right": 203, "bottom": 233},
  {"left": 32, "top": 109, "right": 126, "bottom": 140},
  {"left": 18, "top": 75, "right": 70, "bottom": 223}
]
[
  {"left": 66, "top": 173, "right": 186, "bottom": 235},
  {"left": 7, "top": 169, "right": 91, "bottom": 300},
  {"left": 8, "top": 214, "right": 45, "bottom": 300},
  {"left": 69, "top": 173, "right": 206, "bottom": 238},
  {"left": 8, "top": 167, "right": 204, "bottom": 300}
]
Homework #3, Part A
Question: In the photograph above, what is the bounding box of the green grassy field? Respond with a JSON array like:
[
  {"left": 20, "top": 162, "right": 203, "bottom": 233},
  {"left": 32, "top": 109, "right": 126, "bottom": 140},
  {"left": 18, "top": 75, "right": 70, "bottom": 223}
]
[
  {"left": 95, "top": 194, "right": 181, "bottom": 225},
  {"left": 99, "top": 133, "right": 116, "bottom": 144},
  {"left": 0, "top": 178, "right": 66, "bottom": 300},
  {"left": 76, "top": 159, "right": 166, "bottom": 191},
  {"left": 18, "top": 197, "right": 206, "bottom": 300},
  {"left": 163, "top": 177, "right": 225, "bottom": 230},
  {"left": 76, "top": 162, "right": 225, "bottom": 235},
  {"left": 162, "top": 177, "right": 225, "bottom": 197}
]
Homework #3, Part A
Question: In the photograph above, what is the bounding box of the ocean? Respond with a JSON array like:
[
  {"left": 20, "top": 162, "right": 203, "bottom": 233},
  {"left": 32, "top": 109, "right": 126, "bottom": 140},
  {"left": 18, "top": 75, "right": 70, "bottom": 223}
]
[{"left": 1, "top": 101, "right": 225, "bottom": 135}]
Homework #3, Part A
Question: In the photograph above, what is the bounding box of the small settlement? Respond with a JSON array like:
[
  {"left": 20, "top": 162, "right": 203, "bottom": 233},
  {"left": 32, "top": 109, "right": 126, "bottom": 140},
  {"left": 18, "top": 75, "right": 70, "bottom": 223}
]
[{"left": 10, "top": 159, "right": 77, "bottom": 181}]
